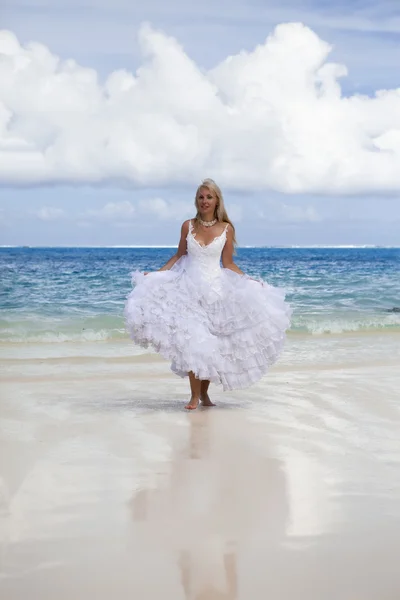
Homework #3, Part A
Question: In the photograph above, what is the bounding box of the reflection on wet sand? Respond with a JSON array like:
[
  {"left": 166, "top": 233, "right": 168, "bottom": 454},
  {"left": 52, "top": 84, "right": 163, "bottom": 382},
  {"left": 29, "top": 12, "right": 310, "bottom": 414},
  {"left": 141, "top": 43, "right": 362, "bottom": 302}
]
[
  {"left": 179, "top": 545, "right": 237, "bottom": 600},
  {"left": 2, "top": 368, "right": 400, "bottom": 598},
  {"left": 130, "top": 409, "right": 289, "bottom": 599}
]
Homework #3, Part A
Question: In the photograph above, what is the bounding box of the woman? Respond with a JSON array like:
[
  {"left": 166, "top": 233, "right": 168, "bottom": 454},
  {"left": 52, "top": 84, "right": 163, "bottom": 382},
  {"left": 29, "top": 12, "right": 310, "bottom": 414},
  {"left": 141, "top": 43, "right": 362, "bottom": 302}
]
[{"left": 124, "top": 178, "right": 291, "bottom": 410}]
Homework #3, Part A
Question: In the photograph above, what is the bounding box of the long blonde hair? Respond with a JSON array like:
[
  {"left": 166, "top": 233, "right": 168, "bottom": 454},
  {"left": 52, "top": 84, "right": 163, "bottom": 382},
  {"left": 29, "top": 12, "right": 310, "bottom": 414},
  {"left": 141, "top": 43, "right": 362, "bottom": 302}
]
[{"left": 194, "top": 178, "right": 237, "bottom": 246}]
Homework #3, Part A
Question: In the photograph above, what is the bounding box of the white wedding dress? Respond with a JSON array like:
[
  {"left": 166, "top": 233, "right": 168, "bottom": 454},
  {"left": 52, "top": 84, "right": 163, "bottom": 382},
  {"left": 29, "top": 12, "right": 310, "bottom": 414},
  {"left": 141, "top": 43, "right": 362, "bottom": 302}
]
[{"left": 124, "top": 220, "right": 292, "bottom": 390}]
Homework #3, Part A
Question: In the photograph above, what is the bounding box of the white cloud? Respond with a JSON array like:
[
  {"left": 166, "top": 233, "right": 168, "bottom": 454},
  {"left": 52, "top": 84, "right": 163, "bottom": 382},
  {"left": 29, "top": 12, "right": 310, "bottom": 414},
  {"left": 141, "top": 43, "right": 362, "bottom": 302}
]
[
  {"left": 281, "top": 203, "right": 321, "bottom": 223},
  {"left": 137, "top": 196, "right": 242, "bottom": 222},
  {"left": 256, "top": 197, "right": 321, "bottom": 223},
  {"left": 138, "top": 197, "right": 192, "bottom": 220},
  {"left": 2, "top": 22, "right": 400, "bottom": 194},
  {"left": 34, "top": 206, "right": 65, "bottom": 221},
  {"left": 85, "top": 200, "right": 135, "bottom": 220}
]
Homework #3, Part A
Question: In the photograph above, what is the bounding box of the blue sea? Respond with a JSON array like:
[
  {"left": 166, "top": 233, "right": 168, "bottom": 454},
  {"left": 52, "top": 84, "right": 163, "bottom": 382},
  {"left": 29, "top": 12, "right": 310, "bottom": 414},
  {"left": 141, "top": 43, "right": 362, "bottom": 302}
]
[{"left": 1, "top": 246, "right": 400, "bottom": 344}]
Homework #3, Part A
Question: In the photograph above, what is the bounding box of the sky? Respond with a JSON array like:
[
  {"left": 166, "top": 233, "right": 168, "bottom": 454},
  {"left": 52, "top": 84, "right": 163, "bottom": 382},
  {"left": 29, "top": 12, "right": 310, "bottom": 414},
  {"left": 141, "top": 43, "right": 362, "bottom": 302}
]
[{"left": 1, "top": 0, "right": 400, "bottom": 247}]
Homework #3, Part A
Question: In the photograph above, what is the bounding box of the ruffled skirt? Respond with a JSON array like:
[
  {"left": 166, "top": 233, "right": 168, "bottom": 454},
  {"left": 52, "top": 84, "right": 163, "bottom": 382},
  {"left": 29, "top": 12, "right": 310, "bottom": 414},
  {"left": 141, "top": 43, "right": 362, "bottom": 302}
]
[{"left": 124, "top": 256, "right": 292, "bottom": 391}]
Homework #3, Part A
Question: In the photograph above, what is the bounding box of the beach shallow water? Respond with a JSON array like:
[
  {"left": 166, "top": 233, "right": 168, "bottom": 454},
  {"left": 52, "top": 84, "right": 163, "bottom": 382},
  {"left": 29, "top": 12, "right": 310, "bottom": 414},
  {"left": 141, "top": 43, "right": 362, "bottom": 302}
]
[{"left": 1, "top": 333, "right": 400, "bottom": 599}]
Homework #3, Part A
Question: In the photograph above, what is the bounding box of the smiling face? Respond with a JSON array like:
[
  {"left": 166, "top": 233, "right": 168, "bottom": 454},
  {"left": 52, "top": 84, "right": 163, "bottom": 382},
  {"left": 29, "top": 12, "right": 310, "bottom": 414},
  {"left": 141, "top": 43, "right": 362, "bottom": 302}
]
[{"left": 196, "top": 186, "right": 218, "bottom": 217}]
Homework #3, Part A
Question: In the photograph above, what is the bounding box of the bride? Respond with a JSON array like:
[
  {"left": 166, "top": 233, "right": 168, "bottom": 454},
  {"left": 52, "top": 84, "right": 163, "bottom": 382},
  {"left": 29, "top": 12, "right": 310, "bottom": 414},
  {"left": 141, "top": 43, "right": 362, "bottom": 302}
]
[{"left": 124, "top": 178, "right": 292, "bottom": 409}]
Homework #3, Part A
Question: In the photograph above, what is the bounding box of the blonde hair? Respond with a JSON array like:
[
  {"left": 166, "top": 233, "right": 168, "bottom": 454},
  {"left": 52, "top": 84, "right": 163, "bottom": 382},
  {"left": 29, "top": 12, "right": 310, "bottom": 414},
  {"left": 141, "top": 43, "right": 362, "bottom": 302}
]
[{"left": 194, "top": 178, "right": 237, "bottom": 246}]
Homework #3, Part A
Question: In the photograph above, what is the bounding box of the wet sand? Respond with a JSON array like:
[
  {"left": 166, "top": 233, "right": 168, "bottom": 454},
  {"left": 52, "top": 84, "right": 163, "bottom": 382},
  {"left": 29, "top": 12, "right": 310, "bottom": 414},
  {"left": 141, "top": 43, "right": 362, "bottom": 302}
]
[{"left": 1, "top": 334, "right": 400, "bottom": 599}]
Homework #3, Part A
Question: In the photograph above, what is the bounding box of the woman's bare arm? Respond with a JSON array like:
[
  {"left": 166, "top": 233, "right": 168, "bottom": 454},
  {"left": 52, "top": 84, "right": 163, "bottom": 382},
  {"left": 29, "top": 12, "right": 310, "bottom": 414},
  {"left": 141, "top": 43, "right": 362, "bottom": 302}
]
[
  {"left": 158, "top": 220, "right": 190, "bottom": 271},
  {"left": 221, "top": 225, "right": 244, "bottom": 275}
]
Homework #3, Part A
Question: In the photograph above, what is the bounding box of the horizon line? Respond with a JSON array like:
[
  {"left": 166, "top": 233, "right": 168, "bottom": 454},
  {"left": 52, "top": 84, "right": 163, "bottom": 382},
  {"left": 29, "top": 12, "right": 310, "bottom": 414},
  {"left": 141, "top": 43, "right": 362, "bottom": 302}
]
[{"left": 1, "top": 244, "right": 400, "bottom": 249}]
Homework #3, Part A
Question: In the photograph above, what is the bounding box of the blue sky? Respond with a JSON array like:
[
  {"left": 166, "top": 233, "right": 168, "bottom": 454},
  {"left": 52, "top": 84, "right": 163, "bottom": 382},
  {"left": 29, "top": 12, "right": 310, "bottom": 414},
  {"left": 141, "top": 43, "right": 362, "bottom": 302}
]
[{"left": 1, "top": 0, "right": 400, "bottom": 246}]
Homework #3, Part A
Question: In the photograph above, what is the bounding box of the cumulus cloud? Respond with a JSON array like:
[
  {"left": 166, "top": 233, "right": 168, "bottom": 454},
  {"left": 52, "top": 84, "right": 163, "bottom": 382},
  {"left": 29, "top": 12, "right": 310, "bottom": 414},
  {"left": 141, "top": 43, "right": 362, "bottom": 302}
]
[
  {"left": 85, "top": 200, "right": 135, "bottom": 220},
  {"left": 138, "top": 197, "right": 192, "bottom": 220},
  {"left": 257, "top": 199, "right": 321, "bottom": 223},
  {"left": 138, "top": 196, "right": 243, "bottom": 221},
  {"left": 2, "top": 22, "right": 400, "bottom": 194},
  {"left": 34, "top": 206, "right": 66, "bottom": 221},
  {"left": 281, "top": 204, "right": 320, "bottom": 222}
]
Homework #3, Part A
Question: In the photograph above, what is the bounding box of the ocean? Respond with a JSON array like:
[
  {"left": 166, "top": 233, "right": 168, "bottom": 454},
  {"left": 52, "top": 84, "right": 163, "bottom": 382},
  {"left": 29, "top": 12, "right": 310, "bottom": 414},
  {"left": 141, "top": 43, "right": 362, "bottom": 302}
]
[{"left": 1, "top": 246, "right": 400, "bottom": 346}]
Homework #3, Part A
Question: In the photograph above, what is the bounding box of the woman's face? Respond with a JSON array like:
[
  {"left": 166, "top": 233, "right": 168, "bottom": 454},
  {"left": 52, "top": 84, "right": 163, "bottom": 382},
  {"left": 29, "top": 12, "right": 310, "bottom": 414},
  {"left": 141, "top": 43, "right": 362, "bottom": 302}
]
[{"left": 197, "top": 186, "right": 218, "bottom": 214}]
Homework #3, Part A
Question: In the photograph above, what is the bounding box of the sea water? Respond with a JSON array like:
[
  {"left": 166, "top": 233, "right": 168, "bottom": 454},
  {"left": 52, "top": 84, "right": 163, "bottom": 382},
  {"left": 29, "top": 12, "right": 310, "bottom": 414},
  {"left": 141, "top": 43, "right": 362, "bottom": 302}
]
[{"left": 1, "top": 246, "right": 400, "bottom": 346}]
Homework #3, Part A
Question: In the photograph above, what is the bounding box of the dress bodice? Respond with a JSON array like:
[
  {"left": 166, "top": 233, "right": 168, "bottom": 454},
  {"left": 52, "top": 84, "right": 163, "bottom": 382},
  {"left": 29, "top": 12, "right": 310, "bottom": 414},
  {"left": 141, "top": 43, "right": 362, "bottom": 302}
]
[{"left": 186, "top": 220, "right": 228, "bottom": 283}]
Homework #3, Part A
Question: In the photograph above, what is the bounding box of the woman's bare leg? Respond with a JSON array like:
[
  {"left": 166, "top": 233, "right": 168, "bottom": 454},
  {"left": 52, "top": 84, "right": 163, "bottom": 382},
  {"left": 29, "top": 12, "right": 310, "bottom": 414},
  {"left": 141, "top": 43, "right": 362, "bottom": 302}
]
[
  {"left": 200, "top": 380, "right": 215, "bottom": 407},
  {"left": 185, "top": 371, "right": 201, "bottom": 410}
]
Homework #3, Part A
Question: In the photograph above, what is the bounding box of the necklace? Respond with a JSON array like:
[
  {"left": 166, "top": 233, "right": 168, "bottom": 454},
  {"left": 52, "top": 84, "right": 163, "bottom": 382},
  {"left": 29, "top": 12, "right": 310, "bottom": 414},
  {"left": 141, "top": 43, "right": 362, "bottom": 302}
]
[{"left": 199, "top": 218, "right": 217, "bottom": 227}]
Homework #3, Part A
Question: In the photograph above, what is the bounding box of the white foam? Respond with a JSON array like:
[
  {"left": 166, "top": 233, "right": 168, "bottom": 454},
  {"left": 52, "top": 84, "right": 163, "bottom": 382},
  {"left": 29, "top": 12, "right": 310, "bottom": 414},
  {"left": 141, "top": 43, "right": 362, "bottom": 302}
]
[
  {"left": 298, "top": 314, "right": 400, "bottom": 335},
  {"left": 0, "top": 329, "right": 126, "bottom": 344}
]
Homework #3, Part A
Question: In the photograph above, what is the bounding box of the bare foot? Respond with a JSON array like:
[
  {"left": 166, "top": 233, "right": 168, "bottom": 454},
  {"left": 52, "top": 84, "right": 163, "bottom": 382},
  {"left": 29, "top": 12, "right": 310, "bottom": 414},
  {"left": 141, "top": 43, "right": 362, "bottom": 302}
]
[
  {"left": 185, "top": 396, "right": 199, "bottom": 410},
  {"left": 200, "top": 393, "right": 216, "bottom": 407}
]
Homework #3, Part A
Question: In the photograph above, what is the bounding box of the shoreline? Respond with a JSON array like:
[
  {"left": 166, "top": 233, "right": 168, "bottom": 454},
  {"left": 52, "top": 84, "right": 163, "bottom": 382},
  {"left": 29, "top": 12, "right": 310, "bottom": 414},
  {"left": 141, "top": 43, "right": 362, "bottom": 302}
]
[
  {"left": 1, "top": 326, "right": 400, "bottom": 355},
  {"left": 1, "top": 329, "right": 399, "bottom": 364}
]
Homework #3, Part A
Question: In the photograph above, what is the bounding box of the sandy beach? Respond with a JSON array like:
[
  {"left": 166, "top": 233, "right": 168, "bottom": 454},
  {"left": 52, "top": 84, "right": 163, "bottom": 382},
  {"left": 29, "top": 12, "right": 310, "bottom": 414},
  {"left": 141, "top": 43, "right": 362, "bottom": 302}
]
[{"left": 1, "top": 333, "right": 400, "bottom": 599}]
